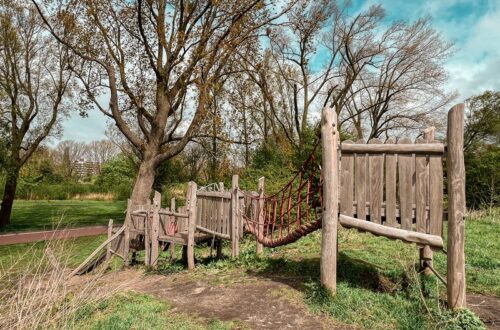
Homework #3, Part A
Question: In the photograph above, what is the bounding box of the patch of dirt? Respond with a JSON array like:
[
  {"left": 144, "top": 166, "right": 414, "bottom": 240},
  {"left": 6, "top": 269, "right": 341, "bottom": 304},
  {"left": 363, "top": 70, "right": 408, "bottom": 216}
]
[
  {"left": 127, "top": 270, "right": 353, "bottom": 329},
  {"left": 467, "top": 293, "right": 500, "bottom": 329}
]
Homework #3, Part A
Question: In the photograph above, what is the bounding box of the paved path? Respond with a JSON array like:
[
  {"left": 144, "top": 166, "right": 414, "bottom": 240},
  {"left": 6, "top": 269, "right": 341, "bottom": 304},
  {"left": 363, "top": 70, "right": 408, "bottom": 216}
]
[{"left": 0, "top": 226, "right": 118, "bottom": 245}]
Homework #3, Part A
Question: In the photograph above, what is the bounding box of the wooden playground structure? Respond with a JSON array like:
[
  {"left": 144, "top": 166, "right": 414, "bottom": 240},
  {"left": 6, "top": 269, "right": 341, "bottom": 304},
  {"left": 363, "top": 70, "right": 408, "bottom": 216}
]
[{"left": 72, "top": 104, "right": 467, "bottom": 310}]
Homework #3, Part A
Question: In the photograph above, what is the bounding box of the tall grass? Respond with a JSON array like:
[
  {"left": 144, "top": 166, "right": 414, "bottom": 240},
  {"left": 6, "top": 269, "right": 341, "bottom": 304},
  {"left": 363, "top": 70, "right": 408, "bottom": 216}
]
[{"left": 0, "top": 225, "right": 136, "bottom": 329}]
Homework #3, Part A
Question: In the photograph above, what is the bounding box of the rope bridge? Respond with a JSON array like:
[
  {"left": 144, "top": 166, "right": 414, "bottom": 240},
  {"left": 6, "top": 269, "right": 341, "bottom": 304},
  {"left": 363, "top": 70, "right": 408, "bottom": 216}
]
[{"left": 239, "top": 144, "right": 324, "bottom": 247}]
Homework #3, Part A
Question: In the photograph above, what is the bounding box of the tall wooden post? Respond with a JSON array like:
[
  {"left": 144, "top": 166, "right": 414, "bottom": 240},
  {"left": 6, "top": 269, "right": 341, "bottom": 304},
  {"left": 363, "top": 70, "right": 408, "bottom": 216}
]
[
  {"left": 256, "top": 177, "right": 265, "bottom": 255},
  {"left": 123, "top": 199, "right": 132, "bottom": 266},
  {"left": 187, "top": 182, "right": 197, "bottom": 270},
  {"left": 169, "top": 197, "right": 176, "bottom": 260},
  {"left": 150, "top": 191, "right": 161, "bottom": 269},
  {"left": 231, "top": 175, "right": 240, "bottom": 257},
  {"left": 420, "top": 127, "right": 435, "bottom": 275},
  {"left": 105, "top": 219, "right": 113, "bottom": 262},
  {"left": 320, "top": 106, "right": 338, "bottom": 293},
  {"left": 447, "top": 104, "right": 466, "bottom": 309}
]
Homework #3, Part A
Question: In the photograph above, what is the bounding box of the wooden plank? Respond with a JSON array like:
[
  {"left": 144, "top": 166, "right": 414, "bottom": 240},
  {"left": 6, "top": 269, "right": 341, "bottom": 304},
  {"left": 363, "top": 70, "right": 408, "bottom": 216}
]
[
  {"left": 105, "top": 219, "right": 113, "bottom": 262},
  {"left": 187, "top": 182, "right": 197, "bottom": 270},
  {"left": 398, "top": 137, "right": 413, "bottom": 230},
  {"left": 70, "top": 225, "right": 126, "bottom": 277},
  {"left": 150, "top": 191, "right": 161, "bottom": 269},
  {"left": 385, "top": 138, "right": 397, "bottom": 227},
  {"left": 320, "top": 106, "right": 338, "bottom": 293},
  {"left": 415, "top": 138, "right": 428, "bottom": 233},
  {"left": 369, "top": 139, "right": 384, "bottom": 224},
  {"left": 197, "top": 191, "right": 232, "bottom": 199},
  {"left": 339, "top": 215, "right": 443, "bottom": 248},
  {"left": 256, "top": 177, "right": 264, "bottom": 255},
  {"left": 429, "top": 149, "right": 443, "bottom": 236},
  {"left": 341, "top": 143, "right": 444, "bottom": 154},
  {"left": 123, "top": 199, "right": 132, "bottom": 266},
  {"left": 231, "top": 175, "right": 240, "bottom": 257},
  {"left": 355, "top": 139, "right": 367, "bottom": 220},
  {"left": 446, "top": 104, "right": 466, "bottom": 309},
  {"left": 196, "top": 225, "right": 231, "bottom": 240},
  {"left": 340, "top": 140, "right": 354, "bottom": 216}
]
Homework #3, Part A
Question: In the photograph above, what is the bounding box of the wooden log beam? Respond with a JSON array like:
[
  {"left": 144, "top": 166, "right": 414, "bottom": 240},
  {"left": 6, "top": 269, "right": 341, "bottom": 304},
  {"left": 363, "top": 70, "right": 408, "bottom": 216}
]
[
  {"left": 197, "top": 191, "right": 232, "bottom": 199},
  {"left": 256, "top": 177, "right": 264, "bottom": 255},
  {"left": 341, "top": 143, "right": 444, "bottom": 154},
  {"left": 70, "top": 225, "right": 126, "bottom": 277},
  {"left": 320, "top": 106, "right": 338, "bottom": 294},
  {"left": 339, "top": 215, "right": 444, "bottom": 248},
  {"left": 447, "top": 104, "right": 466, "bottom": 309},
  {"left": 196, "top": 225, "right": 231, "bottom": 240}
]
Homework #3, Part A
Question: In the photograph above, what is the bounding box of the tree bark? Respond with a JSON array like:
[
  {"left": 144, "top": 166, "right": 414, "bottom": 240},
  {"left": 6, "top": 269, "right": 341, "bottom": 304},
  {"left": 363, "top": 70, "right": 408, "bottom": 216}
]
[
  {"left": 0, "top": 167, "right": 20, "bottom": 228},
  {"left": 130, "top": 158, "right": 156, "bottom": 205}
]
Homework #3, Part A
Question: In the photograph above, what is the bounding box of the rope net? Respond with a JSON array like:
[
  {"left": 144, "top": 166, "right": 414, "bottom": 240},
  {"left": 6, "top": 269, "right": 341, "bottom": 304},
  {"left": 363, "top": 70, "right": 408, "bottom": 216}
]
[{"left": 240, "top": 144, "right": 323, "bottom": 247}]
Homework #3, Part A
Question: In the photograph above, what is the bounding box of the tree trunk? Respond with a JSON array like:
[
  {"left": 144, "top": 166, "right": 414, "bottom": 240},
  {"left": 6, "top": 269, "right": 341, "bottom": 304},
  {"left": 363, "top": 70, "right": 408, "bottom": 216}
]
[
  {"left": 130, "top": 159, "right": 156, "bottom": 205},
  {"left": 0, "top": 168, "right": 20, "bottom": 228}
]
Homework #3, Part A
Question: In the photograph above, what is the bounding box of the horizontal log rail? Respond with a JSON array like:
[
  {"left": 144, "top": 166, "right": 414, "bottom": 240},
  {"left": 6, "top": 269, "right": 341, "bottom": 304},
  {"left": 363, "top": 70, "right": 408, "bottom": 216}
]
[
  {"left": 197, "top": 191, "right": 232, "bottom": 199},
  {"left": 341, "top": 143, "right": 445, "bottom": 154},
  {"left": 339, "top": 215, "right": 444, "bottom": 248},
  {"left": 158, "top": 210, "right": 189, "bottom": 218},
  {"left": 195, "top": 225, "right": 231, "bottom": 240}
]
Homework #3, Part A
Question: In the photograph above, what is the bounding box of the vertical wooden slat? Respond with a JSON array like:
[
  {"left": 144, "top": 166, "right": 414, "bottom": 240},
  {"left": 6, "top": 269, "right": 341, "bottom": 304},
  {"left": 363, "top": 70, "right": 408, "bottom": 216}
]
[
  {"left": 415, "top": 138, "right": 428, "bottom": 233},
  {"left": 231, "top": 175, "right": 240, "bottom": 257},
  {"left": 369, "top": 139, "right": 384, "bottom": 224},
  {"left": 187, "top": 182, "right": 197, "bottom": 270},
  {"left": 123, "top": 199, "right": 131, "bottom": 266},
  {"left": 398, "top": 137, "right": 413, "bottom": 230},
  {"left": 340, "top": 140, "right": 354, "bottom": 216},
  {"left": 105, "top": 219, "right": 113, "bottom": 262},
  {"left": 169, "top": 198, "right": 176, "bottom": 260},
  {"left": 256, "top": 177, "right": 264, "bottom": 255},
  {"left": 429, "top": 154, "right": 443, "bottom": 236},
  {"left": 355, "top": 139, "right": 367, "bottom": 220},
  {"left": 385, "top": 139, "right": 397, "bottom": 227},
  {"left": 150, "top": 191, "right": 161, "bottom": 269}
]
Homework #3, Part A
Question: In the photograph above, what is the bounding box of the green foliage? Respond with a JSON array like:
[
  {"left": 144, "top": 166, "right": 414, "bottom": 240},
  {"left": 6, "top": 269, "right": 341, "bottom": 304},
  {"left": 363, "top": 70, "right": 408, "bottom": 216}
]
[
  {"left": 463, "top": 91, "right": 500, "bottom": 209},
  {"left": 435, "top": 309, "right": 486, "bottom": 330}
]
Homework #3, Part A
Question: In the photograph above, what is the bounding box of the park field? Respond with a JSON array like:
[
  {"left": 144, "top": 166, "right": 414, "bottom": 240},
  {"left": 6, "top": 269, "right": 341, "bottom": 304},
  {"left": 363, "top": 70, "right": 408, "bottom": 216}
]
[
  {"left": 0, "top": 208, "right": 498, "bottom": 329},
  {"left": 0, "top": 200, "right": 127, "bottom": 233}
]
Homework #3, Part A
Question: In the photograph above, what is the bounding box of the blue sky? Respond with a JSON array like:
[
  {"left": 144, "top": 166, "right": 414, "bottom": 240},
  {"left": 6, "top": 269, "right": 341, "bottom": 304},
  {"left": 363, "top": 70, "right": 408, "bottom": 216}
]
[{"left": 58, "top": 0, "right": 500, "bottom": 143}]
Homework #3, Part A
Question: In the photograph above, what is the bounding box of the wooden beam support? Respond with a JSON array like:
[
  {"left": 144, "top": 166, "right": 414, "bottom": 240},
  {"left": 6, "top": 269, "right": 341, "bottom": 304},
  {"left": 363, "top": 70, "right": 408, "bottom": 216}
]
[
  {"left": 341, "top": 143, "right": 444, "bottom": 154},
  {"left": 231, "top": 175, "right": 240, "bottom": 257},
  {"left": 320, "top": 106, "right": 338, "bottom": 294},
  {"left": 256, "top": 177, "right": 265, "bottom": 255},
  {"left": 187, "top": 182, "right": 197, "bottom": 270},
  {"left": 339, "top": 215, "right": 444, "bottom": 248},
  {"left": 447, "top": 104, "right": 466, "bottom": 309}
]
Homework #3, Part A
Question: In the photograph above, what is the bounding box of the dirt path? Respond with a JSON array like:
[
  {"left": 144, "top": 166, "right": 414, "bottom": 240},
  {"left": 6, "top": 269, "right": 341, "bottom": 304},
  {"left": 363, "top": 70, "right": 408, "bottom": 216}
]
[
  {"left": 127, "top": 270, "right": 352, "bottom": 329},
  {"left": 0, "top": 225, "right": 119, "bottom": 245},
  {"left": 467, "top": 293, "right": 500, "bottom": 329}
]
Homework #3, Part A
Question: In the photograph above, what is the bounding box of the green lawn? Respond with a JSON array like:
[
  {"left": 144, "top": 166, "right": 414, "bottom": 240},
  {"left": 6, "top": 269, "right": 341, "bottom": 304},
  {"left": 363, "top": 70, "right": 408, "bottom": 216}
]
[
  {"left": 0, "top": 208, "right": 497, "bottom": 329},
  {"left": 1, "top": 200, "right": 127, "bottom": 232}
]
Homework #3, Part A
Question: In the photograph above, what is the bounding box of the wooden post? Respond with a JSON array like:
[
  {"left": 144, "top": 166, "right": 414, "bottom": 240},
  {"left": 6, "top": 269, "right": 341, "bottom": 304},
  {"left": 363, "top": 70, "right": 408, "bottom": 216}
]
[
  {"left": 144, "top": 204, "right": 151, "bottom": 267},
  {"left": 187, "top": 182, "right": 197, "bottom": 270},
  {"left": 447, "top": 104, "right": 466, "bottom": 309},
  {"left": 123, "top": 199, "right": 132, "bottom": 266},
  {"left": 150, "top": 191, "right": 161, "bottom": 269},
  {"left": 105, "top": 219, "right": 113, "bottom": 262},
  {"left": 231, "top": 175, "right": 240, "bottom": 257},
  {"left": 420, "top": 127, "right": 435, "bottom": 276},
  {"left": 169, "top": 197, "right": 176, "bottom": 260},
  {"left": 320, "top": 106, "right": 338, "bottom": 293},
  {"left": 256, "top": 177, "right": 265, "bottom": 255}
]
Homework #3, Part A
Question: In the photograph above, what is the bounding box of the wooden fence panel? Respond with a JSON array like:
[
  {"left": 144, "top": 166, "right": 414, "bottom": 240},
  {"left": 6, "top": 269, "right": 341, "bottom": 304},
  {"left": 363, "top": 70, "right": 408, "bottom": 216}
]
[
  {"left": 340, "top": 140, "right": 354, "bottom": 216},
  {"left": 429, "top": 149, "right": 444, "bottom": 236},
  {"left": 384, "top": 138, "right": 397, "bottom": 227},
  {"left": 415, "top": 138, "right": 428, "bottom": 233},
  {"left": 355, "top": 139, "right": 367, "bottom": 220},
  {"left": 369, "top": 139, "right": 384, "bottom": 224},
  {"left": 398, "top": 137, "right": 414, "bottom": 230}
]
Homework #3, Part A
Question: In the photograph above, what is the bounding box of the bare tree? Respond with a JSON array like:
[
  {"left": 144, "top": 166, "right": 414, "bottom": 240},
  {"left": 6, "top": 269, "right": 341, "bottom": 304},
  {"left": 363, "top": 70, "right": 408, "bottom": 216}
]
[
  {"left": 87, "top": 140, "right": 119, "bottom": 172},
  {"left": 33, "top": 0, "right": 295, "bottom": 204},
  {"left": 54, "top": 140, "right": 88, "bottom": 177},
  {"left": 0, "top": 1, "right": 72, "bottom": 227}
]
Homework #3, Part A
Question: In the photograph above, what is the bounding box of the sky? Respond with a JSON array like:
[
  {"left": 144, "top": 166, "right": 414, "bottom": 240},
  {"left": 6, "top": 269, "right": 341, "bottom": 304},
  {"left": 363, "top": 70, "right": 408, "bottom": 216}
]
[{"left": 57, "top": 0, "right": 500, "bottom": 143}]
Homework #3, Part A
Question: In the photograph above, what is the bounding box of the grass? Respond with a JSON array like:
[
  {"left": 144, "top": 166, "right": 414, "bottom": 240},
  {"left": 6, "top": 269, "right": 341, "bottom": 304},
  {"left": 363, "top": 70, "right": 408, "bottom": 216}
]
[
  {"left": 0, "top": 209, "right": 497, "bottom": 329},
  {"left": 1, "top": 200, "right": 127, "bottom": 232},
  {"left": 70, "top": 292, "right": 245, "bottom": 330}
]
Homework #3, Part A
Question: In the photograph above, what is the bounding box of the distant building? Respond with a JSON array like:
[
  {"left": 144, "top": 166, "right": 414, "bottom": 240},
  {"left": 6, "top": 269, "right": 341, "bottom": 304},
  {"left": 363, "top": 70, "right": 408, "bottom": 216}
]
[{"left": 74, "top": 158, "right": 100, "bottom": 177}]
